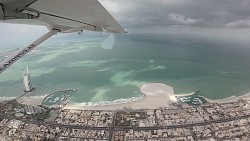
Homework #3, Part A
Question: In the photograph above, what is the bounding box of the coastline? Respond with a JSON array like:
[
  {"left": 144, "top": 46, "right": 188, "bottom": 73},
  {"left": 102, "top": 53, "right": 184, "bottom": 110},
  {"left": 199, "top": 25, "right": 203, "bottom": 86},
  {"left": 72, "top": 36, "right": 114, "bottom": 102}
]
[
  {"left": 16, "top": 95, "right": 46, "bottom": 105},
  {"left": 204, "top": 92, "right": 250, "bottom": 104},
  {"left": 1, "top": 83, "right": 250, "bottom": 110},
  {"left": 64, "top": 83, "right": 176, "bottom": 110}
]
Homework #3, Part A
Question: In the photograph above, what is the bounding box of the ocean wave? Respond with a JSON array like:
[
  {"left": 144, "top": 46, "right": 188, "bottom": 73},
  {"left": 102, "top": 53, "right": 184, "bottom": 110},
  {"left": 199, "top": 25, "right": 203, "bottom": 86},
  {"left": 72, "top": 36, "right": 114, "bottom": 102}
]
[
  {"left": 218, "top": 71, "right": 237, "bottom": 74},
  {"left": 236, "top": 91, "right": 250, "bottom": 97},
  {"left": 28, "top": 95, "right": 48, "bottom": 99},
  {"left": 175, "top": 91, "right": 197, "bottom": 97},
  {"left": 0, "top": 96, "right": 16, "bottom": 101},
  {"left": 71, "top": 96, "right": 144, "bottom": 107},
  {"left": 220, "top": 95, "right": 236, "bottom": 100},
  {"left": 219, "top": 92, "right": 250, "bottom": 100}
]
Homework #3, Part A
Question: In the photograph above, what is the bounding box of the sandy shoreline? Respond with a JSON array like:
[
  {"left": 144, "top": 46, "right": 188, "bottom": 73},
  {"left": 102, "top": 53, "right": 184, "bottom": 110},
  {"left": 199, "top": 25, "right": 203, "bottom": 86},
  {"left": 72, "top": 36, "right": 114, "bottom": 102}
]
[
  {"left": 64, "top": 83, "right": 177, "bottom": 110},
  {"left": 2, "top": 83, "right": 250, "bottom": 110},
  {"left": 17, "top": 95, "right": 46, "bottom": 105},
  {"left": 204, "top": 93, "right": 250, "bottom": 103}
]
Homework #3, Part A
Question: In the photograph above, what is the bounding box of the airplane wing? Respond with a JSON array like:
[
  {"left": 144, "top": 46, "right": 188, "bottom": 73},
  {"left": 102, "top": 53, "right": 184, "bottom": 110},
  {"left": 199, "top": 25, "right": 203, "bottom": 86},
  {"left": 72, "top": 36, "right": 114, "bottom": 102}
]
[
  {"left": 0, "top": 0, "right": 126, "bottom": 33},
  {"left": 0, "top": 0, "right": 126, "bottom": 73}
]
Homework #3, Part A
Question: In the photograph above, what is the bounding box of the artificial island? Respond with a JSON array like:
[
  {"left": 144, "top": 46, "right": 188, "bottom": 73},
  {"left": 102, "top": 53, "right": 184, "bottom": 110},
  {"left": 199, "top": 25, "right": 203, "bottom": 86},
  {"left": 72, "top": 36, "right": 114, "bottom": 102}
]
[{"left": 1, "top": 83, "right": 250, "bottom": 141}]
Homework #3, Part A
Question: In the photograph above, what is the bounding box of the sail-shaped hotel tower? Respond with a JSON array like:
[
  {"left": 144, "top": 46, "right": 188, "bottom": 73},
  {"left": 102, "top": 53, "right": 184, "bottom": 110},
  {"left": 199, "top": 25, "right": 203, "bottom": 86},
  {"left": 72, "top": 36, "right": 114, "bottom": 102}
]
[{"left": 23, "top": 67, "right": 35, "bottom": 93}]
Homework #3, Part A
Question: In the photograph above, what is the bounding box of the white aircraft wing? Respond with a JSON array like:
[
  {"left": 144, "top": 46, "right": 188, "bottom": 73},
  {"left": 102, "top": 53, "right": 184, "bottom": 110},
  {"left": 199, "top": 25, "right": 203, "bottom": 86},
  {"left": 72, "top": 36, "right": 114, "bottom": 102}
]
[
  {"left": 0, "top": 0, "right": 126, "bottom": 73},
  {"left": 0, "top": 0, "right": 126, "bottom": 33}
]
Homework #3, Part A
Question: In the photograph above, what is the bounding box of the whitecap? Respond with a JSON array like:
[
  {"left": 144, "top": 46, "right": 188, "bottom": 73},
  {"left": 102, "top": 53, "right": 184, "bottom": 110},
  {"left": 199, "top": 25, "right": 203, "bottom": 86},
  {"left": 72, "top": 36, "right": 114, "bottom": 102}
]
[{"left": 71, "top": 96, "right": 144, "bottom": 107}]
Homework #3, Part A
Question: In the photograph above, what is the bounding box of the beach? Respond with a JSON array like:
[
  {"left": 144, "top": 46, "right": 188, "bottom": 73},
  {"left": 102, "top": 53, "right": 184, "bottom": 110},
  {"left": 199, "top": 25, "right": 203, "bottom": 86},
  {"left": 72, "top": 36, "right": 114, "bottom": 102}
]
[
  {"left": 17, "top": 95, "right": 46, "bottom": 105},
  {"left": 3, "top": 83, "right": 250, "bottom": 110},
  {"left": 61, "top": 84, "right": 250, "bottom": 110},
  {"left": 63, "top": 83, "right": 177, "bottom": 110},
  {"left": 204, "top": 92, "right": 250, "bottom": 104}
]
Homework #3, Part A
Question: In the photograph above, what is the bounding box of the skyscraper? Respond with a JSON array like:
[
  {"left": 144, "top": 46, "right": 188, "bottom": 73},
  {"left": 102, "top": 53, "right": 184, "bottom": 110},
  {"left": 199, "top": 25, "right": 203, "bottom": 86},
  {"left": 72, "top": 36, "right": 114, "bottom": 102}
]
[{"left": 23, "top": 67, "right": 35, "bottom": 93}]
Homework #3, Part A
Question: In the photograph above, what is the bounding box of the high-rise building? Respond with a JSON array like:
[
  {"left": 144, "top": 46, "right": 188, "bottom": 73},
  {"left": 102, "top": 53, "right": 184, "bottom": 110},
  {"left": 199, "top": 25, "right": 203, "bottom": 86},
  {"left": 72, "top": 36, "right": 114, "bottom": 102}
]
[{"left": 23, "top": 67, "right": 35, "bottom": 93}]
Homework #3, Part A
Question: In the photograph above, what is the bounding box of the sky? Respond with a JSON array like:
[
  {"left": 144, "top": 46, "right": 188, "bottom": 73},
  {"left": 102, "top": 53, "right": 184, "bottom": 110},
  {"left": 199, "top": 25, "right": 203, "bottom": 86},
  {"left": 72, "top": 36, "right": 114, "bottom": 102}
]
[
  {"left": 99, "top": 0, "right": 250, "bottom": 43},
  {"left": 1, "top": 0, "right": 250, "bottom": 45},
  {"left": 100, "top": 0, "right": 250, "bottom": 29}
]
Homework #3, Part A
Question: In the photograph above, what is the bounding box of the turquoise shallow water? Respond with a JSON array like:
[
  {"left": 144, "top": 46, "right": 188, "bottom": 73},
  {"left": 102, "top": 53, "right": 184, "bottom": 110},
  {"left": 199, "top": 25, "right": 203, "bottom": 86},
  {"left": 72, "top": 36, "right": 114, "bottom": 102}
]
[{"left": 1, "top": 33, "right": 250, "bottom": 104}]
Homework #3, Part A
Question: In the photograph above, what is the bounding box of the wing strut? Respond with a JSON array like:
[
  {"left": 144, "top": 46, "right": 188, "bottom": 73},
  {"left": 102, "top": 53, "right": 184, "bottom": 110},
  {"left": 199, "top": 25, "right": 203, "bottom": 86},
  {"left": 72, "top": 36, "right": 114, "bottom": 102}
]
[{"left": 0, "top": 29, "right": 59, "bottom": 74}]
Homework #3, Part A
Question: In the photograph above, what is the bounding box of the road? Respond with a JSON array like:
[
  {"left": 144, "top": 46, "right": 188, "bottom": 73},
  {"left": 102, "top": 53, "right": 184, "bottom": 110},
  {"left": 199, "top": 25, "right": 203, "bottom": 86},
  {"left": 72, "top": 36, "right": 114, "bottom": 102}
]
[{"left": 1, "top": 109, "right": 250, "bottom": 140}]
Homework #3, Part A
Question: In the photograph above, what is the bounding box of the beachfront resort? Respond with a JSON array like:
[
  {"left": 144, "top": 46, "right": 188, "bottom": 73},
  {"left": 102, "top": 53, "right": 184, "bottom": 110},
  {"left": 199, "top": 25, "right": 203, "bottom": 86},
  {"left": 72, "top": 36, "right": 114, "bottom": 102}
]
[{"left": 1, "top": 83, "right": 250, "bottom": 141}]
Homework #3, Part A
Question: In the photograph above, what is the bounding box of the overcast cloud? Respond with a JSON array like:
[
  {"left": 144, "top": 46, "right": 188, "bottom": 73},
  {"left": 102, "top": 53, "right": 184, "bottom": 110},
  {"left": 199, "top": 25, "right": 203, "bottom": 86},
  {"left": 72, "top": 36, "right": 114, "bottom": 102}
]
[
  {"left": 1, "top": 0, "right": 250, "bottom": 46},
  {"left": 100, "top": 0, "right": 250, "bottom": 28},
  {"left": 100, "top": 0, "right": 250, "bottom": 43}
]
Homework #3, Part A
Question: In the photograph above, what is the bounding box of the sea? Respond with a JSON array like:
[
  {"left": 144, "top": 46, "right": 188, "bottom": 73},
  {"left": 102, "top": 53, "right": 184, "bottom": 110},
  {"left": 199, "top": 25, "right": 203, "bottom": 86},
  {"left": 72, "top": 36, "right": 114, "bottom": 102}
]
[{"left": 1, "top": 32, "right": 250, "bottom": 106}]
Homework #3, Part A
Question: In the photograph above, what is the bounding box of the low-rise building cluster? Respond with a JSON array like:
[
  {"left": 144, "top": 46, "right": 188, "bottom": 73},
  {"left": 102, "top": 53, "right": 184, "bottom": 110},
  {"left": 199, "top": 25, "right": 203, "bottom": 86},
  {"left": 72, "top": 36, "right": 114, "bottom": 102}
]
[
  {"left": 115, "top": 100, "right": 250, "bottom": 128},
  {"left": 0, "top": 99, "right": 50, "bottom": 122},
  {"left": 113, "top": 129, "right": 194, "bottom": 141},
  {"left": 0, "top": 119, "right": 61, "bottom": 141},
  {"left": 55, "top": 109, "right": 113, "bottom": 127},
  {"left": 192, "top": 117, "right": 250, "bottom": 140},
  {"left": 60, "top": 128, "right": 109, "bottom": 141},
  {"left": 1, "top": 99, "right": 250, "bottom": 140}
]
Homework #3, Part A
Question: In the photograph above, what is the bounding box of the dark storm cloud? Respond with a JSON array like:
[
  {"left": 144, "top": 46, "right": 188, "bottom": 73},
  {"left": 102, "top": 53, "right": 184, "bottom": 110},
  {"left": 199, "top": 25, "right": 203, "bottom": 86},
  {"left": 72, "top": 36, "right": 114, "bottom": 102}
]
[
  {"left": 100, "top": 0, "right": 250, "bottom": 28},
  {"left": 1, "top": 0, "right": 250, "bottom": 46}
]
